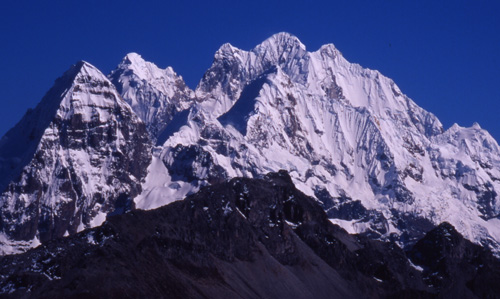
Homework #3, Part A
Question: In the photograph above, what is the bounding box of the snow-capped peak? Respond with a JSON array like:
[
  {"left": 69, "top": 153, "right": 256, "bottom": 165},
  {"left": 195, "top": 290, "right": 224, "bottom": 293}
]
[
  {"left": 215, "top": 43, "right": 240, "bottom": 57},
  {"left": 255, "top": 32, "right": 307, "bottom": 53},
  {"left": 154, "top": 34, "right": 500, "bottom": 257},
  {"left": 123, "top": 52, "right": 144, "bottom": 65},
  {"left": 109, "top": 53, "right": 194, "bottom": 143},
  {"left": 0, "top": 60, "right": 152, "bottom": 254},
  {"left": 116, "top": 53, "right": 178, "bottom": 87},
  {"left": 75, "top": 60, "right": 108, "bottom": 79},
  {"left": 54, "top": 60, "right": 130, "bottom": 122}
]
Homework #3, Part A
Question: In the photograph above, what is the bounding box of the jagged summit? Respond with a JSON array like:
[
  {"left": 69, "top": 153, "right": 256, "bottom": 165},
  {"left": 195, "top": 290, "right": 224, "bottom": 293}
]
[
  {"left": 73, "top": 60, "right": 105, "bottom": 75},
  {"left": 122, "top": 52, "right": 143, "bottom": 64},
  {"left": 63, "top": 60, "right": 97, "bottom": 75},
  {"left": 0, "top": 60, "right": 106, "bottom": 193},
  {"left": 254, "top": 32, "right": 307, "bottom": 53},
  {"left": 153, "top": 34, "right": 500, "bottom": 257},
  {"left": 196, "top": 33, "right": 311, "bottom": 117},
  {"left": 27, "top": 60, "right": 107, "bottom": 108},
  {"left": 65, "top": 60, "right": 112, "bottom": 91},
  {"left": 317, "top": 43, "right": 341, "bottom": 54},
  {"left": 215, "top": 32, "right": 306, "bottom": 57},
  {"left": 57, "top": 61, "right": 131, "bottom": 120},
  {"left": 116, "top": 53, "right": 177, "bottom": 85},
  {"left": 109, "top": 53, "right": 194, "bottom": 143},
  {"left": 0, "top": 60, "right": 152, "bottom": 254},
  {"left": 215, "top": 43, "right": 240, "bottom": 57}
]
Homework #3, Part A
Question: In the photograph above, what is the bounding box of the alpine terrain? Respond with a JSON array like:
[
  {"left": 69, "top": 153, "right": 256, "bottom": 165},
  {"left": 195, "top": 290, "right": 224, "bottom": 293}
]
[
  {"left": 0, "top": 32, "right": 499, "bottom": 275},
  {"left": 120, "top": 33, "right": 500, "bottom": 256},
  {"left": 0, "top": 62, "right": 151, "bottom": 254},
  {"left": 1, "top": 172, "right": 499, "bottom": 298}
]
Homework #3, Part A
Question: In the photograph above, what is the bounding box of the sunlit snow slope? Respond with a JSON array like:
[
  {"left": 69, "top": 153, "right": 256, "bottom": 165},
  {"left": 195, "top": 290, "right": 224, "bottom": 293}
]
[{"left": 119, "top": 33, "right": 500, "bottom": 255}]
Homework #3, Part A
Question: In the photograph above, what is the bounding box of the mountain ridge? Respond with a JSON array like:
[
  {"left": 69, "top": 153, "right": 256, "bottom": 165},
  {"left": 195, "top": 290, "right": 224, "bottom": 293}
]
[
  {"left": 1, "top": 171, "right": 498, "bottom": 298},
  {"left": 0, "top": 33, "right": 499, "bottom": 259},
  {"left": 149, "top": 32, "right": 500, "bottom": 255}
]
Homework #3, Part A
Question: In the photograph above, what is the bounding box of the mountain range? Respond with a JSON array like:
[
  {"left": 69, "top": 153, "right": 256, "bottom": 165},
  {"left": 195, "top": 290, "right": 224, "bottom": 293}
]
[{"left": 0, "top": 32, "right": 499, "bottom": 295}]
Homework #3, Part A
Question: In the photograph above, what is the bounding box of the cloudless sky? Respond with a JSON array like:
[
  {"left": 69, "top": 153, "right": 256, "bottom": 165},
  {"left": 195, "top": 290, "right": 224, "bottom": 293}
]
[{"left": 1, "top": 0, "right": 499, "bottom": 140}]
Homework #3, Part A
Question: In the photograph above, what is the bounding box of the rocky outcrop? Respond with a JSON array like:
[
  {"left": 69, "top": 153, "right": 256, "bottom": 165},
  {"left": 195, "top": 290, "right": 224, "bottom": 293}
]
[
  {"left": 0, "top": 172, "right": 425, "bottom": 298},
  {"left": 1, "top": 172, "right": 497, "bottom": 298},
  {"left": 408, "top": 222, "right": 500, "bottom": 298}
]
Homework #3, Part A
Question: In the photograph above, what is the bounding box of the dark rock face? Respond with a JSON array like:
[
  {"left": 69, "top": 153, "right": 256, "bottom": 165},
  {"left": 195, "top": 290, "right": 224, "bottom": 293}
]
[
  {"left": 0, "top": 62, "right": 152, "bottom": 246},
  {"left": 407, "top": 222, "right": 500, "bottom": 298},
  {"left": 164, "top": 144, "right": 228, "bottom": 184},
  {"left": 0, "top": 171, "right": 442, "bottom": 298},
  {"left": 0, "top": 171, "right": 498, "bottom": 298}
]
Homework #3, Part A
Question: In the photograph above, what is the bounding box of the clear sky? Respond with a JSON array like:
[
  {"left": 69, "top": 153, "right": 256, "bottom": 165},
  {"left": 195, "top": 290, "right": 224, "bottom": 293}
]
[{"left": 1, "top": 1, "right": 499, "bottom": 140}]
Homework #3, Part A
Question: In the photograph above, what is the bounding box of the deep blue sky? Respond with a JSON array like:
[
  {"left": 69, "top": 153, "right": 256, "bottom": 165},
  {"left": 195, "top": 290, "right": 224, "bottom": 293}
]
[{"left": 1, "top": 1, "right": 499, "bottom": 141}]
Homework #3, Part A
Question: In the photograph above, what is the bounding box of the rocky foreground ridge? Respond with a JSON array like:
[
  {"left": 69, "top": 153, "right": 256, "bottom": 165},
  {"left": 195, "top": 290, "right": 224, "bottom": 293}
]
[{"left": 0, "top": 172, "right": 498, "bottom": 298}]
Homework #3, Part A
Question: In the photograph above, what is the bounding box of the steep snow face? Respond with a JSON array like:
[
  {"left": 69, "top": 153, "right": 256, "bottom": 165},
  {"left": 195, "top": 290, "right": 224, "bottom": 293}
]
[
  {"left": 109, "top": 53, "right": 194, "bottom": 144},
  {"left": 196, "top": 33, "right": 309, "bottom": 118},
  {"left": 139, "top": 33, "right": 500, "bottom": 254},
  {"left": 0, "top": 61, "right": 152, "bottom": 254}
]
